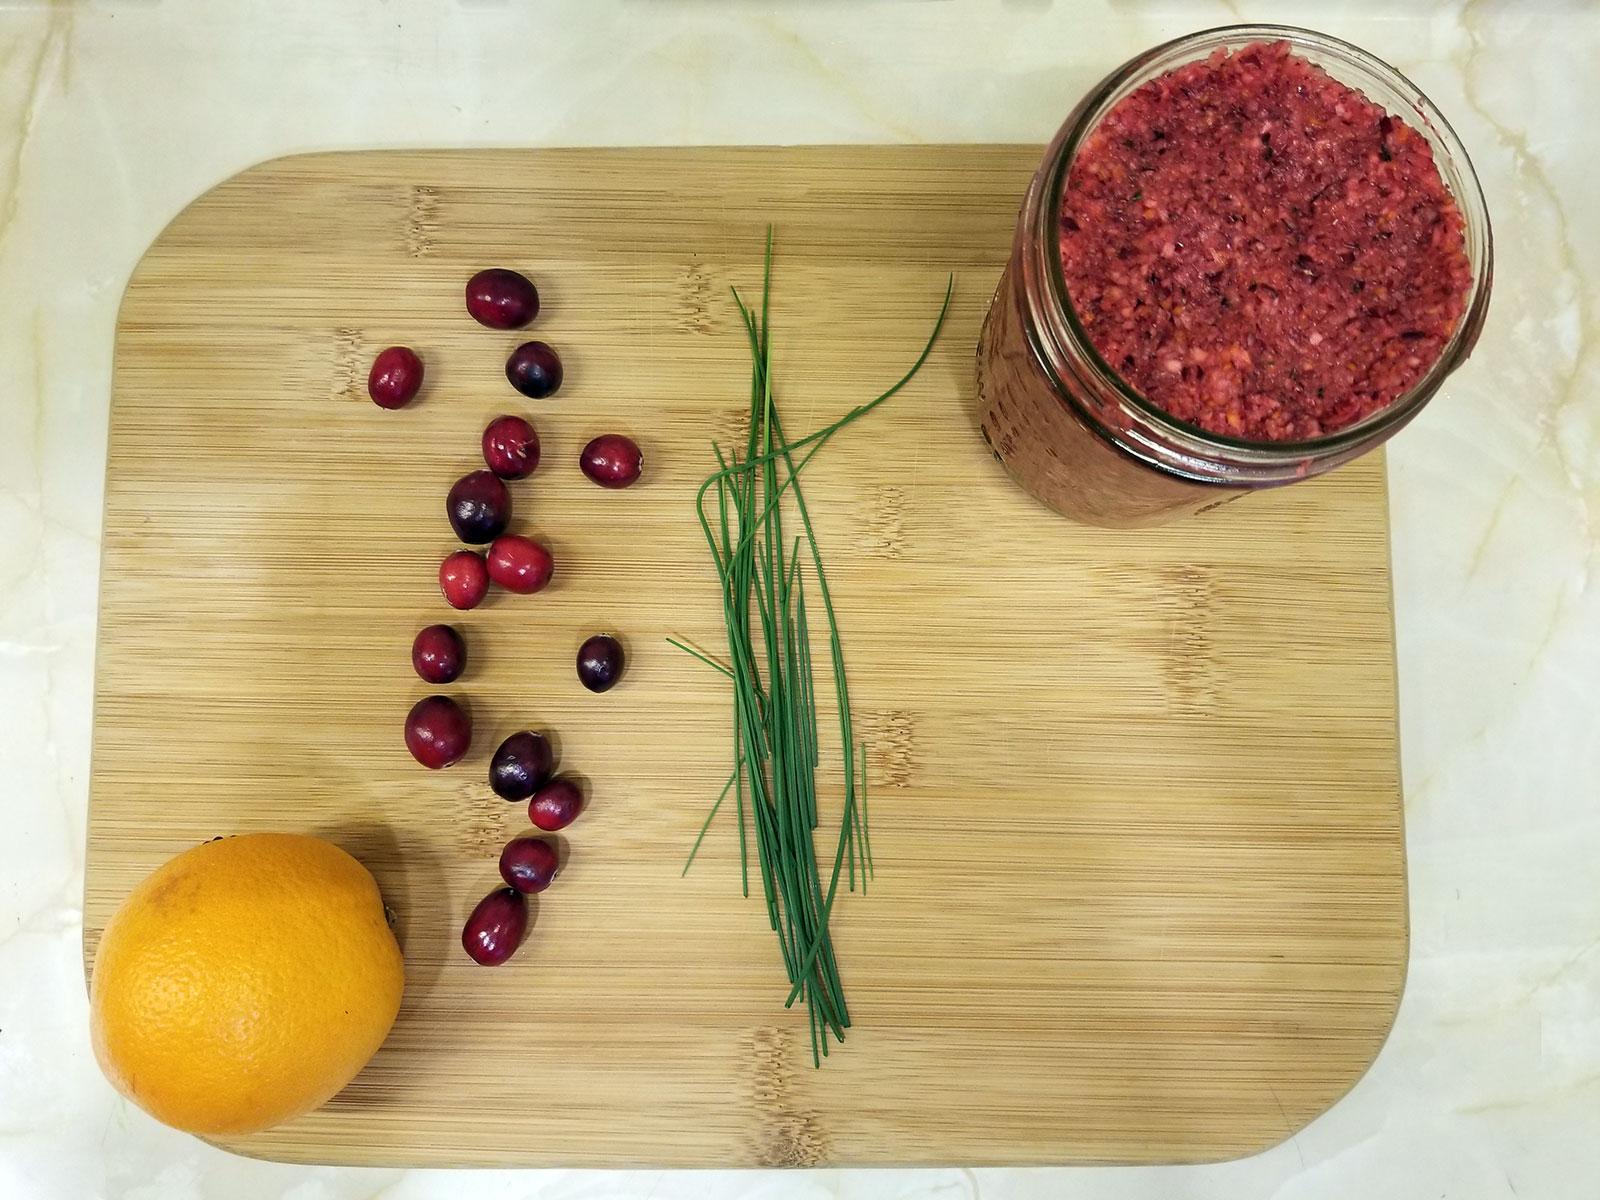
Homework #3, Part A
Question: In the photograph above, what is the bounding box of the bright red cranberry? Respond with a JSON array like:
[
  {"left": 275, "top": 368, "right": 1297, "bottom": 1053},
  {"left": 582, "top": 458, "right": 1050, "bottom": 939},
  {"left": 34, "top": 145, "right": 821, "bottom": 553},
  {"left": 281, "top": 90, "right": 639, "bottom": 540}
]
[
  {"left": 487, "top": 535, "right": 553, "bottom": 594},
  {"left": 368, "top": 346, "right": 424, "bottom": 409},
  {"left": 439, "top": 550, "right": 489, "bottom": 610},
  {"left": 405, "top": 695, "right": 471, "bottom": 769},
  {"left": 412, "top": 624, "right": 466, "bottom": 684},
  {"left": 505, "top": 341, "right": 563, "bottom": 399},
  {"left": 577, "top": 634, "right": 625, "bottom": 693},
  {"left": 499, "top": 836, "right": 560, "bottom": 894},
  {"left": 465, "top": 268, "right": 540, "bottom": 330},
  {"left": 529, "top": 777, "right": 583, "bottom": 831},
  {"left": 490, "top": 731, "right": 555, "bottom": 801},
  {"left": 482, "top": 415, "right": 540, "bottom": 480},
  {"left": 462, "top": 887, "right": 528, "bottom": 965},
  {"left": 447, "top": 470, "right": 511, "bottom": 544},
  {"left": 579, "top": 434, "right": 642, "bottom": 488}
]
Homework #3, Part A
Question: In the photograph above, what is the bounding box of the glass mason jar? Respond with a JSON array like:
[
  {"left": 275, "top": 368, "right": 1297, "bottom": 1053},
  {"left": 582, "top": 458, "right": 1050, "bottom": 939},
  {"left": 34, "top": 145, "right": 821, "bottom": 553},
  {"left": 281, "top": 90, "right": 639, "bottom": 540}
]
[{"left": 976, "top": 24, "right": 1494, "bottom": 528}]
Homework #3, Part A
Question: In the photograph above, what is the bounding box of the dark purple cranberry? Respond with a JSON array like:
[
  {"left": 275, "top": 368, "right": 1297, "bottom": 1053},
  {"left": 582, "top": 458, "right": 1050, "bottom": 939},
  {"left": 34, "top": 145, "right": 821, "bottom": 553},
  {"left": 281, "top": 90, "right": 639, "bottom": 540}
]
[
  {"left": 505, "top": 341, "right": 563, "bottom": 399},
  {"left": 489, "top": 731, "right": 555, "bottom": 802},
  {"left": 482, "top": 415, "right": 540, "bottom": 479},
  {"left": 405, "top": 695, "right": 471, "bottom": 769},
  {"left": 411, "top": 624, "right": 466, "bottom": 684},
  {"left": 529, "top": 777, "right": 583, "bottom": 831},
  {"left": 465, "top": 268, "right": 539, "bottom": 330},
  {"left": 577, "top": 634, "right": 625, "bottom": 693},
  {"left": 446, "top": 470, "right": 511, "bottom": 544},
  {"left": 367, "top": 346, "right": 424, "bottom": 409},
  {"left": 462, "top": 888, "right": 527, "bottom": 965},
  {"left": 439, "top": 549, "right": 489, "bottom": 610},
  {"left": 487, "top": 534, "right": 554, "bottom": 594},
  {"left": 499, "top": 836, "right": 560, "bottom": 894},
  {"left": 579, "top": 434, "right": 642, "bottom": 488}
]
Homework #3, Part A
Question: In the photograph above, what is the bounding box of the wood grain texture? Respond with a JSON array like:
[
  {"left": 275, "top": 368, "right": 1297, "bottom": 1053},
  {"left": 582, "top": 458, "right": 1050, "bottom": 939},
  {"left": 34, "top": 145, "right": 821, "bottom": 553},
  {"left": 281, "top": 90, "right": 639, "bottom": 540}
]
[{"left": 83, "top": 146, "right": 1406, "bottom": 1168}]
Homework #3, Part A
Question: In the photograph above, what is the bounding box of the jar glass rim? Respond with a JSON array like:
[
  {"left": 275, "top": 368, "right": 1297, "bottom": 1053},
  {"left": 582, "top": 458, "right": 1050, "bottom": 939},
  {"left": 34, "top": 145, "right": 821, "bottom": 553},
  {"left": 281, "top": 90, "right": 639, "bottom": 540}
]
[{"left": 1038, "top": 23, "right": 1495, "bottom": 460}]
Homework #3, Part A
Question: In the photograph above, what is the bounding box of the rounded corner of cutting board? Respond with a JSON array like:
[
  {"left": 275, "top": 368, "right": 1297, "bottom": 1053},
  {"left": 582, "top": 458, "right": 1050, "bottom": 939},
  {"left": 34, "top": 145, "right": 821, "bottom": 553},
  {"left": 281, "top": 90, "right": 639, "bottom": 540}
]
[
  {"left": 119, "top": 150, "right": 348, "bottom": 296},
  {"left": 1320, "top": 891, "right": 1412, "bottom": 1113},
  {"left": 1208, "top": 906, "right": 1411, "bottom": 1168}
]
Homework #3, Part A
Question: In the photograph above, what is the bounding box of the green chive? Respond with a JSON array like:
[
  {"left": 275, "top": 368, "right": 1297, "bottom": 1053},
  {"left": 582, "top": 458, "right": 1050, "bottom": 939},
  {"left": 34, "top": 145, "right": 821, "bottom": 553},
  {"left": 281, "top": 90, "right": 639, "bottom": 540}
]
[{"left": 681, "top": 228, "right": 950, "bottom": 1060}]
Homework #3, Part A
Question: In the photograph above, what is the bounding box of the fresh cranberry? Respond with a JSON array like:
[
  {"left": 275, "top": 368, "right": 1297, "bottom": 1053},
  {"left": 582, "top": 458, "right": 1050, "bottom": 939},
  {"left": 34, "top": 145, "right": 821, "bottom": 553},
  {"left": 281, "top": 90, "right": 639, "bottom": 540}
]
[
  {"left": 579, "top": 434, "right": 642, "bottom": 488},
  {"left": 368, "top": 346, "right": 423, "bottom": 409},
  {"left": 505, "top": 341, "right": 563, "bottom": 399},
  {"left": 487, "top": 535, "right": 553, "bottom": 594},
  {"left": 499, "top": 836, "right": 560, "bottom": 894},
  {"left": 462, "top": 888, "right": 527, "bottom": 965},
  {"left": 446, "top": 470, "right": 512, "bottom": 544},
  {"left": 465, "top": 269, "right": 539, "bottom": 330},
  {"left": 405, "top": 695, "right": 471, "bottom": 769},
  {"left": 576, "top": 634, "right": 624, "bottom": 693},
  {"left": 439, "top": 550, "right": 489, "bottom": 610},
  {"left": 529, "top": 777, "right": 583, "bottom": 831},
  {"left": 482, "top": 415, "right": 540, "bottom": 480},
  {"left": 490, "top": 731, "right": 555, "bottom": 801},
  {"left": 412, "top": 624, "right": 466, "bottom": 684}
]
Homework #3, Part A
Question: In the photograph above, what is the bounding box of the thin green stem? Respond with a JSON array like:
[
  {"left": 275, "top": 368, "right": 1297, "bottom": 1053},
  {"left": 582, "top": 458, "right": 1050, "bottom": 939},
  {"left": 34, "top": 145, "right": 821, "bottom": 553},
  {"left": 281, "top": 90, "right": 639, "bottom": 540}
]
[
  {"left": 667, "top": 637, "right": 734, "bottom": 679},
  {"left": 682, "top": 761, "right": 742, "bottom": 876},
  {"left": 688, "top": 233, "right": 951, "bottom": 1059}
]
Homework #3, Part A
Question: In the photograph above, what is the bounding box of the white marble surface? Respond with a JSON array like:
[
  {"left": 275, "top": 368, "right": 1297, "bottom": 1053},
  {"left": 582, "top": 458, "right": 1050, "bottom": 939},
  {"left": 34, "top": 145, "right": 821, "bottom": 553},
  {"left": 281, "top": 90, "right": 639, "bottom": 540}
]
[{"left": 2, "top": 2, "right": 1596, "bottom": 1197}]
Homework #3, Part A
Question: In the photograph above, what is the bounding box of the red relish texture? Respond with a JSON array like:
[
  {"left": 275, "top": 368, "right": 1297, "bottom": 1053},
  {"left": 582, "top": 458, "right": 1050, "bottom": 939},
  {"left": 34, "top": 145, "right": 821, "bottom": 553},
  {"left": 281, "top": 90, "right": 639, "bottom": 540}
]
[{"left": 1059, "top": 41, "right": 1472, "bottom": 442}]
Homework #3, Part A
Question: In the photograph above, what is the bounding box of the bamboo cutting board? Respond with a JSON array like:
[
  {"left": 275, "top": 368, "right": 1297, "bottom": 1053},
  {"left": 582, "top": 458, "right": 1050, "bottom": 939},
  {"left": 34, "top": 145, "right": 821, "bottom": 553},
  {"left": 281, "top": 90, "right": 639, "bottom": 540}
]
[{"left": 84, "top": 147, "right": 1406, "bottom": 1168}]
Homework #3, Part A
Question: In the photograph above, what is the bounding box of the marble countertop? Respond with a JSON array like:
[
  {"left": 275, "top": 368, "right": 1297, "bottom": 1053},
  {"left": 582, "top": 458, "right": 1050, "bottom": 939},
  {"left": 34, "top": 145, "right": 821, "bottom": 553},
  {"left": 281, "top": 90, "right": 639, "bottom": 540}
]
[{"left": 2, "top": 2, "right": 1595, "bottom": 1197}]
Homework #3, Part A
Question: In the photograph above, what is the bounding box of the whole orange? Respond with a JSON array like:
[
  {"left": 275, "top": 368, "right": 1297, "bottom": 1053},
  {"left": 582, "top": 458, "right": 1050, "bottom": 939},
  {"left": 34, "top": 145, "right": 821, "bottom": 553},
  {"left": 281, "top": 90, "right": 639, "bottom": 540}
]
[{"left": 89, "top": 832, "right": 404, "bottom": 1136}]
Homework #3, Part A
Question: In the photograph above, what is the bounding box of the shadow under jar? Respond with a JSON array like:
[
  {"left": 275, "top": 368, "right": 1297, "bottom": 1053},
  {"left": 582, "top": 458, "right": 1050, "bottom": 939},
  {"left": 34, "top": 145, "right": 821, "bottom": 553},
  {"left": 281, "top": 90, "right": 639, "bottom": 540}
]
[{"left": 976, "top": 24, "right": 1493, "bottom": 528}]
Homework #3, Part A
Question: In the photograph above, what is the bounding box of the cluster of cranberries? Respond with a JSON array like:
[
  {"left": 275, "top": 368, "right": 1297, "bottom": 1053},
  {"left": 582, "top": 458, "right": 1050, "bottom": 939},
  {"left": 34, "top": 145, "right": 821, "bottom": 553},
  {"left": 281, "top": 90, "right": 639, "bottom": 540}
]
[
  {"left": 369, "top": 269, "right": 643, "bottom": 489},
  {"left": 377, "top": 267, "right": 638, "bottom": 967},
  {"left": 461, "top": 729, "right": 585, "bottom": 967}
]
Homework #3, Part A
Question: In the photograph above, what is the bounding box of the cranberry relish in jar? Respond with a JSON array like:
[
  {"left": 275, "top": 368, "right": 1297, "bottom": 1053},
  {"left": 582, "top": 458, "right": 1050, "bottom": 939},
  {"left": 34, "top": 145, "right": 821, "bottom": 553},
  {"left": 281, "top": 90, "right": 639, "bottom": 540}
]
[
  {"left": 1059, "top": 40, "right": 1471, "bottom": 443},
  {"left": 976, "top": 26, "right": 1492, "bottom": 527}
]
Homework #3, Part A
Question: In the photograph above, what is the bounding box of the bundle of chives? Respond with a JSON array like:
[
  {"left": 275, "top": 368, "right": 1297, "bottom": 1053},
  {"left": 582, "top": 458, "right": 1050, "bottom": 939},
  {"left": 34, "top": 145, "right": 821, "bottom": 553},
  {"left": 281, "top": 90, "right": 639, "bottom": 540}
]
[{"left": 673, "top": 230, "right": 952, "bottom": 1063}]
